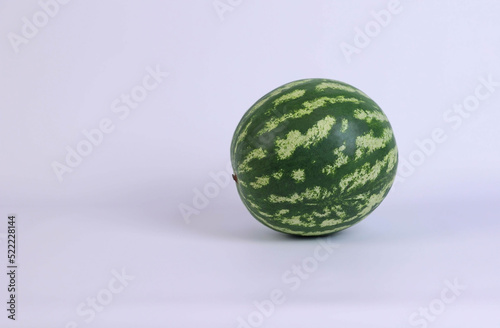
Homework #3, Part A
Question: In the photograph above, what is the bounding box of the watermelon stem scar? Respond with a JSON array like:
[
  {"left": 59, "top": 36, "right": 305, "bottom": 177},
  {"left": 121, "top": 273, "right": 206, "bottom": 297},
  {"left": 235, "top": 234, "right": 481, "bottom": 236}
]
[{"left": 232, "top": 174, "right": 238, "bottom": 183}]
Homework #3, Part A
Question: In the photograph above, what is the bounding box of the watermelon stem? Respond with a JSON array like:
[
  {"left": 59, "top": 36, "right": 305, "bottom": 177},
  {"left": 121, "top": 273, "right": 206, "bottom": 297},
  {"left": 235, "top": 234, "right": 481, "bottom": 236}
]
[{"left": 232, "top": 174, "right": 238, "bottom": 183}]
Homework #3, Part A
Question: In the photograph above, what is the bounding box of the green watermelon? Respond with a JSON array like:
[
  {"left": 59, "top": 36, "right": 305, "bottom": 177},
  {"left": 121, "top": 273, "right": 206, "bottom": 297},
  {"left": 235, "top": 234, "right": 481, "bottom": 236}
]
[{"left": 230, "top": 78, "right": 398, "bottom": 236}]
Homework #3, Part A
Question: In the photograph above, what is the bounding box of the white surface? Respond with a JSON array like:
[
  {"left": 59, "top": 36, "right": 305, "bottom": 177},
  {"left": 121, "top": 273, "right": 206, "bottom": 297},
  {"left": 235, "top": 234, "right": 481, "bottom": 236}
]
[{"left": 1, "top": 0, "right": 500, "bottom": 327}]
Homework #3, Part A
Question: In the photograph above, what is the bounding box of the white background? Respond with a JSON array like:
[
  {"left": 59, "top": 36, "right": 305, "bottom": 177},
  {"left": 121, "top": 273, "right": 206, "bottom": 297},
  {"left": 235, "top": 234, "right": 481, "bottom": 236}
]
[{"left": 1, "top": 0, "right": 500, "bottom": 327}]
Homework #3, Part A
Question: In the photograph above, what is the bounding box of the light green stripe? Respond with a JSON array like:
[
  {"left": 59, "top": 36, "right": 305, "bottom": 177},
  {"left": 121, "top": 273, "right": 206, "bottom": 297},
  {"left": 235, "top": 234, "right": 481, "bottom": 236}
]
[
  {"left": 291, "top": 169, "right": 305, "bottom": 182},
  {"left": 276, "top": 209, "right": 289, "bottom": 216},
  {"left": 268, "top": 186, "right": 332, "bottom": 204},
  {"left": 385, "top": 148, "right": 398, "bottom": 173},
  {"left": 322, "top": 144, "right": 348, "bottom": 176},
  {"left": 312, "top": 207, "right": 331, "bottom": 218},
  {"left": 249, "top": 175, "right": 270, "bottom": 189},
  {"left": 257, "top": 96, "right": 361, "bottom": 137},
  {"left": 316, "top": 81, "right": 370, "bottom": 98},
  {"left": 316, "top": 81, "right": 357, "bottom": 93},
  {"left": 281, "top": 216, "right": 316, "bottom": 228},
  {"left": 275, "top": 116, "right": 336, "bottom": 160},
  {"left": 244, "top": 80, "right": 313, "bottom": 118},
  {"left": 238, "top": 148, "right": 267, "bottom": 173},
  {"left": 320, "top": 218, "right": 343, "bottom": 227},
  {"left": 353, "top": 108, "right": 388, "bottom": 123},
  {"left": 354, "top": 128, "right": 393, "bottom": 159},
  {"left": 343, "top": 183, "right": 392, "bottom": 224},
  {"left": 339, "top": 146, "right": 397, "bottom": 192},
  {"left": 272, "top": 89, "right": 306, "bottom": 107},
  {"left": 235, "top": 119, "right": 252, "bottom": 148},
  {"left": 272, "top": 170, "right": 284, "bottom": 180},
  {"left": 341, "top": 118, "right": 348, "bottom": 133}
]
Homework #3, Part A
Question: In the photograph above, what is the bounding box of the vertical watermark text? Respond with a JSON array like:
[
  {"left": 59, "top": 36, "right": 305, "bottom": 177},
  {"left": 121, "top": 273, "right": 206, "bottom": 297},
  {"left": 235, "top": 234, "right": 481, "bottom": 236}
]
[{"left": 6, "top": 215, "right": 17, "bottom": 320}]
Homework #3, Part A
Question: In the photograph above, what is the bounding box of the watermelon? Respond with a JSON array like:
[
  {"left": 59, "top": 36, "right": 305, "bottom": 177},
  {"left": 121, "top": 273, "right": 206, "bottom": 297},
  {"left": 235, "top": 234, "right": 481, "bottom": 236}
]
[{"left": 230, "top": 78, "right": 398, "bottom": 236}]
